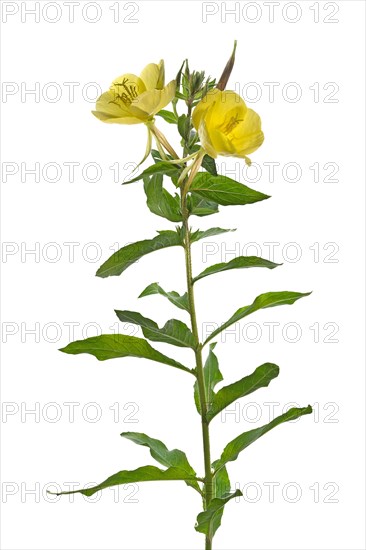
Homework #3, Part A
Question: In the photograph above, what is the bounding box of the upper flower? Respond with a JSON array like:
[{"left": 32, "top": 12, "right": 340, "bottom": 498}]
[
  {"left": 92, "top": 60, "right": 176, "bottom": 125},
  {"left": 192, "top": 89, "right": 264, "bottom": 162}
]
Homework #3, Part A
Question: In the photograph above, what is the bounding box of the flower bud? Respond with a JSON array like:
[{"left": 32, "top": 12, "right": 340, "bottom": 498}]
[{"left": 216, "top": 40, "right": 237, "bottom": 91}]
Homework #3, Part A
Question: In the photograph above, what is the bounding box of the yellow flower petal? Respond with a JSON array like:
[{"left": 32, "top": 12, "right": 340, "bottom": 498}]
[
  {"left": 211, "top": 130, "right": 237, "bottom": 156},
  {"left": 129, "top": 80, "right": 176, "bottom": 118},
  {"left": 193, "top": 89, "right": 263, "bottom": 160},
  {"left": 110, "top": 73, "right": 146, "bottom": 96},
  {"left": 210, "top": 93, "right": 247, "bottom": 129},
  {"left": 140, "top": 63, "right": 160, "bottom": 90},
  {"left": 92, "top": 61, "right": 173, "bottom": 126},
  {"left": 153, "top": 80, "right": 176, "bottom": 112},
  {"left": 192, "top": 90, "right": 216, "bottom": 130},
  {"left": 156, "top": 60, "right": 165, "bottom": 90},
  {"left": 140, "top": 61, "right": 165, "bottom": 91},
  {"left": 198, "top": 119, "right": 218, "bottom": 159},
  {"left": 129, "top": 90, "right": 160, "bottom": 117},
  {"left": 92, "top": 90, "right": 143, "bottom": 124},
  {"left": 94, "top": 91, "right": 130, "bottom": 117},
  {"left": 193, "top": 89, "right": 246, "bottom": 131},
  {"left": 233, "top": 109, "right": 264, "bottom": 155}
]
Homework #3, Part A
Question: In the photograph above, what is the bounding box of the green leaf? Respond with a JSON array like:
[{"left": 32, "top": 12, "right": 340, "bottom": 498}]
[
  {"left": 204, "top": 291, "right": 311, "bottom": 345},
  {"left": 175, "top": 60, "right": 185, "bottom": 90},
  {"left": 190, "top": 146, "right": 218, "bottom": 176},
  {"left": 156, "top": 109, "right": 178, "bottom": 124},
  {"left": 178, "top": 114, "right": 190, "bottom": 140},
  {"left": 120, "top": 432, "right": 200, "bottom": 492},
  {"left": 208, "top": 465, "right": 232, "bottom": 535},
  {"left": 123, "top": 161, "right": 180, "bottom": 184},
  {"left": 187, "top": 194, "right": 219, "bottom": 217},
  {"left": 193, "top": 256, "right": 282, "bottom": 283},
  {"left": 213, "top": 465, "right": 230, "bottom": 498},
  {"left": 49, "top": 465, "right": 198, "bottom": 497},
  {"left": 214, "top": 406, "right": 313, "bottom": 472},
  {"left": 96, "top": 230, "right": 182, "bottom": 278},
  {"left": 138, "top": 282, "right": 190, "bottom": 313},
  {"left": 60, "top": 334, "right": 192, "bottom": 374},
  {"left": 201, "top": 154, "right": 218, "bottom": 176},
  {"left": 190, "top": 172, "right": 270, "bottom": 206},
  {"left": 207, "top": 363, "right": 280, "bottom": 422},
  {"left": 115, "top": 310, "right": 195, "bottom": 349},
  {"left": 175, "top": 91, "right": 187, "bottom": 100},
  {"left": 151, "top": 149, "right": 172, "bottom": 163},
  {"left": 149, "top": 151, "right": 180, "bottom": 186},
  {"left": 195, "top": 490, "right": 242, "bottom": 536},
  {"left": 194, "top": 343, "right": 223, "bottom": 414},
  {"left": 190, "top": 227, "right": 236, "bottom": 243},
  {"left": 143, "top": 174, "right": 182, "bottom": 222}
]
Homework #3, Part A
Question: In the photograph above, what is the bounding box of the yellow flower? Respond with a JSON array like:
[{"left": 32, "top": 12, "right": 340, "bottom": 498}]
[
  {"left": 92, "top": 60, "right": 175, "bottom": 125},
  {"left": 192, "top": 89, "right": 264, "bottom": 163}
]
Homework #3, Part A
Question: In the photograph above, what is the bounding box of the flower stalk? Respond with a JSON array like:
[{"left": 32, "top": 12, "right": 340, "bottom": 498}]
[
  {"left": 149, "top": 123, "right": 179, "bottom": 159},
  {"left": 180, "top": 148, "right": 205, "bottom": 197},
  {"left": 179, "top": 101, "right": 213, "bottom": 548},
  {"left": 182, "top": 210, "right": 213, "bottom": 550},
  {"left": 150, "top": 116, "right": 213, "bottom": 547},
  {"left": 182, "top": 185, "right": 213, "bottom": 550}
]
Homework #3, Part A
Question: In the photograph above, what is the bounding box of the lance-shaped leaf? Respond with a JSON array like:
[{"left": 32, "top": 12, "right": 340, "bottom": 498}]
[
  {"left": 194, "top": 343, "right": 223, "bottom": 414},
  {"left": 121, "top": 432, "right": 200, "bottom": 492},
  {"left": 151, "top": 148, "right": 173, "bottom": 163},
  {"left": 156, "top": 110, "right": 178, "bottom": 124},
  {"left": 193, "top": 256, "right": 281, "bottom": 283},
  {"left": 204, "top": 291, "right": 311, "bottom": 345},
  {"left": 178, "top": 114, "right": 190, "bottom": 140},
  {"left": 207, "top": 362, "right": 280, "bottom": 422},
  {"left": 143, "top": 174, "right": 182, "bottom": 222},
  {"left": 60, "top": 334, "right": 193, "bottom": 374},
  {"left": 190, "top": 227, "right": 235, "bottom": 243},
  {"left": 213, "top": 465, "right": 231, "bottom": 499},
  {"left": 115, "top": 310, "right": 195, "bottom": 349},
  {"left": 138, "top": 282, "right": 190, "bottom": 313},
  {"left": 195, "top": 490, "right": 242, "bottom": 537},
  {"left": 49, "top": 465, "right": 198, "bottom": 497},
  {"left": 123, "top": 161, "right": 180, "bottom": 184},
  {"left": 213, "top": 405, "right": 313, "bottom": 473},
  {"left": 201, "top": 154, "right": 218, "bottom": 176},
  {"left": 208, "top": 464, "right": 231, "bottom": 535},
  {"left": 190, "top": 145, "right": 218, "bottom": 176},
  {"left": 96, "top": 230, "right": 182, "bottom": 278},
  {"left": 190, "top": 172, "right": 270, "bottom": 207},
  {"left": 188, "top": 194, "right": 219, "bottom": 217}
]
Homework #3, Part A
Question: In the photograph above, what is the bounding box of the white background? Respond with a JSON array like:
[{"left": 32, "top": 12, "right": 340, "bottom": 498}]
[{"left": 1, "top": 1, "right": 365, "bottom": 549}]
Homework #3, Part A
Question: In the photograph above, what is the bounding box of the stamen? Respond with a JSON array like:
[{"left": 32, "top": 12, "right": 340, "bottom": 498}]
[
  {"left": 224, "top": 114, "right": 243, "bottom": 134},
  {"left": 129, "top": 84, "right": 138, "bottom": 99},
  {"left": 111, "top": 78, "right": 139, "bottom": 105}
]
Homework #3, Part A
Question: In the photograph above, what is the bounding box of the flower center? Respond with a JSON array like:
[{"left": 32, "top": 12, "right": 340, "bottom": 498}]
[
  {"left": 223, "top": 113, "right": 242, "bottom": 135},
  {"left": 110, "top": 78, "right": 139, "bottom": 106}
]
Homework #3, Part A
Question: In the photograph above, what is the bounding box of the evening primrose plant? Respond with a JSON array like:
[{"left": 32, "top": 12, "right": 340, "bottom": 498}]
[{"left": 53, "top": 43, "right": 312, "bottom": 549}]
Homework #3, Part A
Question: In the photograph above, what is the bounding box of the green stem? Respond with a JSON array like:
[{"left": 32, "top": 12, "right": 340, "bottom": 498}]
[
  {"left": 183, "top": 100, "right": 193, "bottom": 158},
  {"left": 180, "top": 96, "right": 213, "bottom": 549},
  {"left": 181, "top": 198, "right": 213, "bottom": 550}
]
